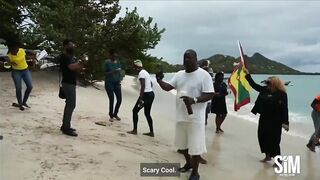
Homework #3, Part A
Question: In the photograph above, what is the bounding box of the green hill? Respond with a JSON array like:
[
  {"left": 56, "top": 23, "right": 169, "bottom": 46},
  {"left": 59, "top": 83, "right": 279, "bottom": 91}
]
[{"left": 201, "top": 53, "right": 303, "bottom": 75}]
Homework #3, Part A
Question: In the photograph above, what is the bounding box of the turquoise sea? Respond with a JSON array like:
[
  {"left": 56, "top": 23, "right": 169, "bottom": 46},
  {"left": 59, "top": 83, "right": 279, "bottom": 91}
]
[{"left": 158, "top": 73, "right": 320, "bottom": 140}]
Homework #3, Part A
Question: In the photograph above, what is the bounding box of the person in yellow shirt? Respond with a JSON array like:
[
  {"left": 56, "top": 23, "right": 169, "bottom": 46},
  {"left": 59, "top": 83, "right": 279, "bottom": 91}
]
[{"left": 7, "top": 41, "right": 33, "bottom": 111}]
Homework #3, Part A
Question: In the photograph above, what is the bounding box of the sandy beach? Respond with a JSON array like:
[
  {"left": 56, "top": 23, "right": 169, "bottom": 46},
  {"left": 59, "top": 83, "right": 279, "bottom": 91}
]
[{"left": 1, "top": 71, "right": 320, "bottom": 180}]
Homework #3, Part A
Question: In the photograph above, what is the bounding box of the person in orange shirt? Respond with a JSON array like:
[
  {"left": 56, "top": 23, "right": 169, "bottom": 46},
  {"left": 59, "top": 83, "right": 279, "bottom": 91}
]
[
  {"left": 306, "top": 95, "right": 320, "bottom": 152},
  {"left": 7, "top": 41, "right": 33, "bottom": 111}
]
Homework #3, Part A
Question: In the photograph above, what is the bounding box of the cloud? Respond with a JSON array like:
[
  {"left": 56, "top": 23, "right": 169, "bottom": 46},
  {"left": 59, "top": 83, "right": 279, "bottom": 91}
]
[{"left": 119, "top": 1, "right": 320, "bottom": 72}]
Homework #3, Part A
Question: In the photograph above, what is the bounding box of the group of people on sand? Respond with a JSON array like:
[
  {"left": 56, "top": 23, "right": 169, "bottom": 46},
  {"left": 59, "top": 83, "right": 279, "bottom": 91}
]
[
  {"left": 60, "top": 40, "right": 156, "bottom": 137},
  {"left": 3, "top": 38, "right": 320, "bottom": 180}
]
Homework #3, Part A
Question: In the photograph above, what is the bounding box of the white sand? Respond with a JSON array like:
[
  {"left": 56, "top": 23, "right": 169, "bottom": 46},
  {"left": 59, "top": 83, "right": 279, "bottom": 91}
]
[{"left": 0, "top": 71, "right": 320, "bottom": 180}]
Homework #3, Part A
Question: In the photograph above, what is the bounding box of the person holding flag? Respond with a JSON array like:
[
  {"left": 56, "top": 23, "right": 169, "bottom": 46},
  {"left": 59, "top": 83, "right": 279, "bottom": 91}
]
[
  {"left": 244, "top": 68, "right": 289, "bottom": 165},
  {"left": 229, "top": 42, "right": 289, "bottom": 166}
]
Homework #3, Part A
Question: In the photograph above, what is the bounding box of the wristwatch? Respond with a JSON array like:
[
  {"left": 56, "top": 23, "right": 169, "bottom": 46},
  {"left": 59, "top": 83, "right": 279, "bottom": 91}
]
[{"left": 193, "top": 97, "right": 198, "bottom": 104}]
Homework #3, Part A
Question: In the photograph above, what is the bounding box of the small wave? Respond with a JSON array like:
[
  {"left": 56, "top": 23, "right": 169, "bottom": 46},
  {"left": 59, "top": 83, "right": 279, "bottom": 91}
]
[
  {"left": 289, "top": 112, "right": 309, "bottom": 122},
  {"left": 225, "top": 97, "right": 310, "bottom": 140}
]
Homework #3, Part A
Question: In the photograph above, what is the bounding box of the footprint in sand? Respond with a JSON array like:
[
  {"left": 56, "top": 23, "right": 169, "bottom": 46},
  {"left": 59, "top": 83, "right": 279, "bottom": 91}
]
[
  {"left": 40, "top": 160, "right": 54, "bottom": 170},
  {"left": 98, "top": 151, "right": 111, "bottom": 156},
  {"left": 95, "top": 121, "right": 107, "bottom": 126},
  {"left": 118, "top": 133, "right": 127, "bottom": 137},
  {"left": 117, "top": 165, "right": 128, "bottom": 170},
  {"left": 88, "top": 158, "right": 102, "bottom": 165}
]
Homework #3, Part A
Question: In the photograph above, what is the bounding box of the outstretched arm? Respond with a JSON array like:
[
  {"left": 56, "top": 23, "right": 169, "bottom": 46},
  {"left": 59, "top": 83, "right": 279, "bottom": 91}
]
[
  {"left": 243, "top": 68, "right": 264, "bottom": 92},
  {"left": 156, "top": 71, "right": 174, "bottom": 91},
  {"left": 157, "top": 79, "right": 174, "bottom": 92}
]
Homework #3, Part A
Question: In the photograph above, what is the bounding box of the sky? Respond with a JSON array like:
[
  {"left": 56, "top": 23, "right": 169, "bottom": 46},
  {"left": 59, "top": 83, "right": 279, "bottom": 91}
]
[{"left": 118, "top": 0, "right": 320, "bottom": 73}]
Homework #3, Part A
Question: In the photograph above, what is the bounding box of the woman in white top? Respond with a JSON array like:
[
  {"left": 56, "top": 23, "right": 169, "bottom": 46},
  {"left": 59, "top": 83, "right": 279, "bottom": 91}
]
[{"left": 127, "top": 60, "right": 155, "bottom": 137}]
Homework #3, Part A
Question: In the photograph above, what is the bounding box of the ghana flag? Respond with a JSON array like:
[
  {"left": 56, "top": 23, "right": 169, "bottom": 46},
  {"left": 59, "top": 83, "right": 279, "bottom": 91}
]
[{"left": 228, "top": 41, "right": 251, "bottom": 111}]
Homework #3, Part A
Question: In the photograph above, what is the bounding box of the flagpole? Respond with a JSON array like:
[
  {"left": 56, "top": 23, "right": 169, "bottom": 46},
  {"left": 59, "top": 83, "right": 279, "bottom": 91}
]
[{"left": 237, "top": 41, "right": 246, "bottom": 69}]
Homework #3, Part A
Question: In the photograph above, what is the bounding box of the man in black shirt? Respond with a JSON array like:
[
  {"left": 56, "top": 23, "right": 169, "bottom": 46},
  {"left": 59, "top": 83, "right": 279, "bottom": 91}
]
[{"left": 60, "top": 39, "right": 84, "bottom": 137}]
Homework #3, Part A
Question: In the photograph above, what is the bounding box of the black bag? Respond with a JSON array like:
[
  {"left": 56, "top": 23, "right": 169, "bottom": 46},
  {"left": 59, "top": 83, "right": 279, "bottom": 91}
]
[
  {"left": 59, "top": 86, "right": 65, "bottom": 99},
  {"left": 58, "top": 66, "right": 66, "bottom": 99}
]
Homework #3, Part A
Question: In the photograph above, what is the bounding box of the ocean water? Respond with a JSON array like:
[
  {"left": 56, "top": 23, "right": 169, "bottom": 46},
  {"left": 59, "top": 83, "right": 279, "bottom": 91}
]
[{"left": 158, "top": 72, "right": 320, "bottom": 139}]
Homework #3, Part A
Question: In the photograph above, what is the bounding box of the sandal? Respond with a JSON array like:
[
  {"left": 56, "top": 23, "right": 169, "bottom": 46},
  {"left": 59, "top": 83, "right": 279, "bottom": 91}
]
[
  {"left": 178, "top": 164, "right": 192, "bottom": 173},
  {"left": 22, "top": 103, "right": 31, "bottom": 108},
  {"left": 127, "top": 130, "right": 137, "bottom": 135},
  {"left": 199, "top": 157, "right": 207, "bottom": 164},
  {"left": 12, "top": 103, "right": 24, "bottom": 111},
  {"left": 12, "top": 103, "right": 19, "bottom": 107},
  {"left": 142, "top": 132, "right": 154, "bottom": 137}
]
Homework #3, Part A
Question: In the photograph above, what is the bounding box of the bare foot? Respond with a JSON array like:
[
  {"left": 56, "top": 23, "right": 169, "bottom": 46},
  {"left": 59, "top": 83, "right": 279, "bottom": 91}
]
[
  {"left": 260, "top": 157, "right": 272, "bottom": 163},
  {"left": 273, "top": 161, "right": 282, "bottom": 168},
  {"left": 306, "top": 143, "right": 316, "bottom": 152},
  {"left": 215, "top": 129, "right": 224, "bottom": 134}
]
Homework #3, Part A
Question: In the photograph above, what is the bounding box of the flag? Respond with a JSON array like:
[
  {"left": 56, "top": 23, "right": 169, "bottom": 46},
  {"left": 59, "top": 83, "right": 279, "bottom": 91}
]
[{"left": 228, "top": 41, "right": 251, "bottom": 111}]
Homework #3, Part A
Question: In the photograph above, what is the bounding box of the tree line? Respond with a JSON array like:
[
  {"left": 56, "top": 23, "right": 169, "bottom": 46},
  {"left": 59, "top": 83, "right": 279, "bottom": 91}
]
[{"left": 0, "top": 0, "right": 181, "bottom": 80}]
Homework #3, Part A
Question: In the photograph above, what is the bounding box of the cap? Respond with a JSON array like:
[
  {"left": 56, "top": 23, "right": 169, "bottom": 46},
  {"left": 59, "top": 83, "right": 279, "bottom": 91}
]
[{"left": 134, "top": 59, "right": 143, "bottom": 67}]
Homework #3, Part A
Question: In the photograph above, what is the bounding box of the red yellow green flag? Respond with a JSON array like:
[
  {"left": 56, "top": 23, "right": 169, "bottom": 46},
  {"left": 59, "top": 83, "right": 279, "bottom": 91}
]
[{"left": 228, "top": 41, "right": 251, "bottom": 111}]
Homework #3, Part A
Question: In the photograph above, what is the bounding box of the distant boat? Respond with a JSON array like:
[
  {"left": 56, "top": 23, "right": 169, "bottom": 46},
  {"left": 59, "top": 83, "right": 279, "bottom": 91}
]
[{"left": 284, "top": 81, "right": 292, "bottom": 86}]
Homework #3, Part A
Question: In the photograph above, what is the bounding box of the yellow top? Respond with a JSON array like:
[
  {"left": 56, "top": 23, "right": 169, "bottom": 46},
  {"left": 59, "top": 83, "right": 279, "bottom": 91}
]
[{"left": 7, "top": 48, "right": 28, "bottom": 70}]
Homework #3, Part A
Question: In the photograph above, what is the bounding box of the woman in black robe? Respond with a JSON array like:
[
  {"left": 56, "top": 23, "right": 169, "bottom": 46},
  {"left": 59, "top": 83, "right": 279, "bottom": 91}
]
[{"left": 244, "top": 68, "right": 289, "bottom": 164}]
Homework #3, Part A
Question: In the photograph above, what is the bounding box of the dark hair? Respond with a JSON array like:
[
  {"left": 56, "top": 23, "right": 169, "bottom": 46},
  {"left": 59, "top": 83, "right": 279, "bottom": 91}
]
[
  {"left": 7, "top": 40, "right": 20, "bottom": 50},
  {"left": 63, "top": 39, "right": 73, "bottom": 46},
  {"left": 215, "top": 72, "right": 224, "bottom": 79},
  {"left": 109, "top": 49, "right": 117, "bottom": 55},
  {"left": 185, "top": 49, "right": 197, "bottom": 59}
]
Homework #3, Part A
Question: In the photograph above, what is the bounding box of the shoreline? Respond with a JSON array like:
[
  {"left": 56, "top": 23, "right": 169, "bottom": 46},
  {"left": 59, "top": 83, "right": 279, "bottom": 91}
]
[
  {"left": 157, "top": 74, "right": 314, "bottom": 141},
  {"left": 1, "top": 71, "right": 320, "bottom": 180}
]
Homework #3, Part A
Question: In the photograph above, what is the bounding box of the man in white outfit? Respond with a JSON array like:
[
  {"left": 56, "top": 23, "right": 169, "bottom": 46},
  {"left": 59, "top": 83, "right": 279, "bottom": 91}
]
[{"left": 156, "top": 49, "right": 214, "bottom": 180}]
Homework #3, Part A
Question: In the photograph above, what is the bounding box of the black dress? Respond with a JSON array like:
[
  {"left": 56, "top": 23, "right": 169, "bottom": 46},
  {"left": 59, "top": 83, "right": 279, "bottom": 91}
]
[
  {"left": 245, "top": 74, "right": 289, "bottom": 157},
  {"left": 211, "top": 82, "right": 228, "bottom": 115}
]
